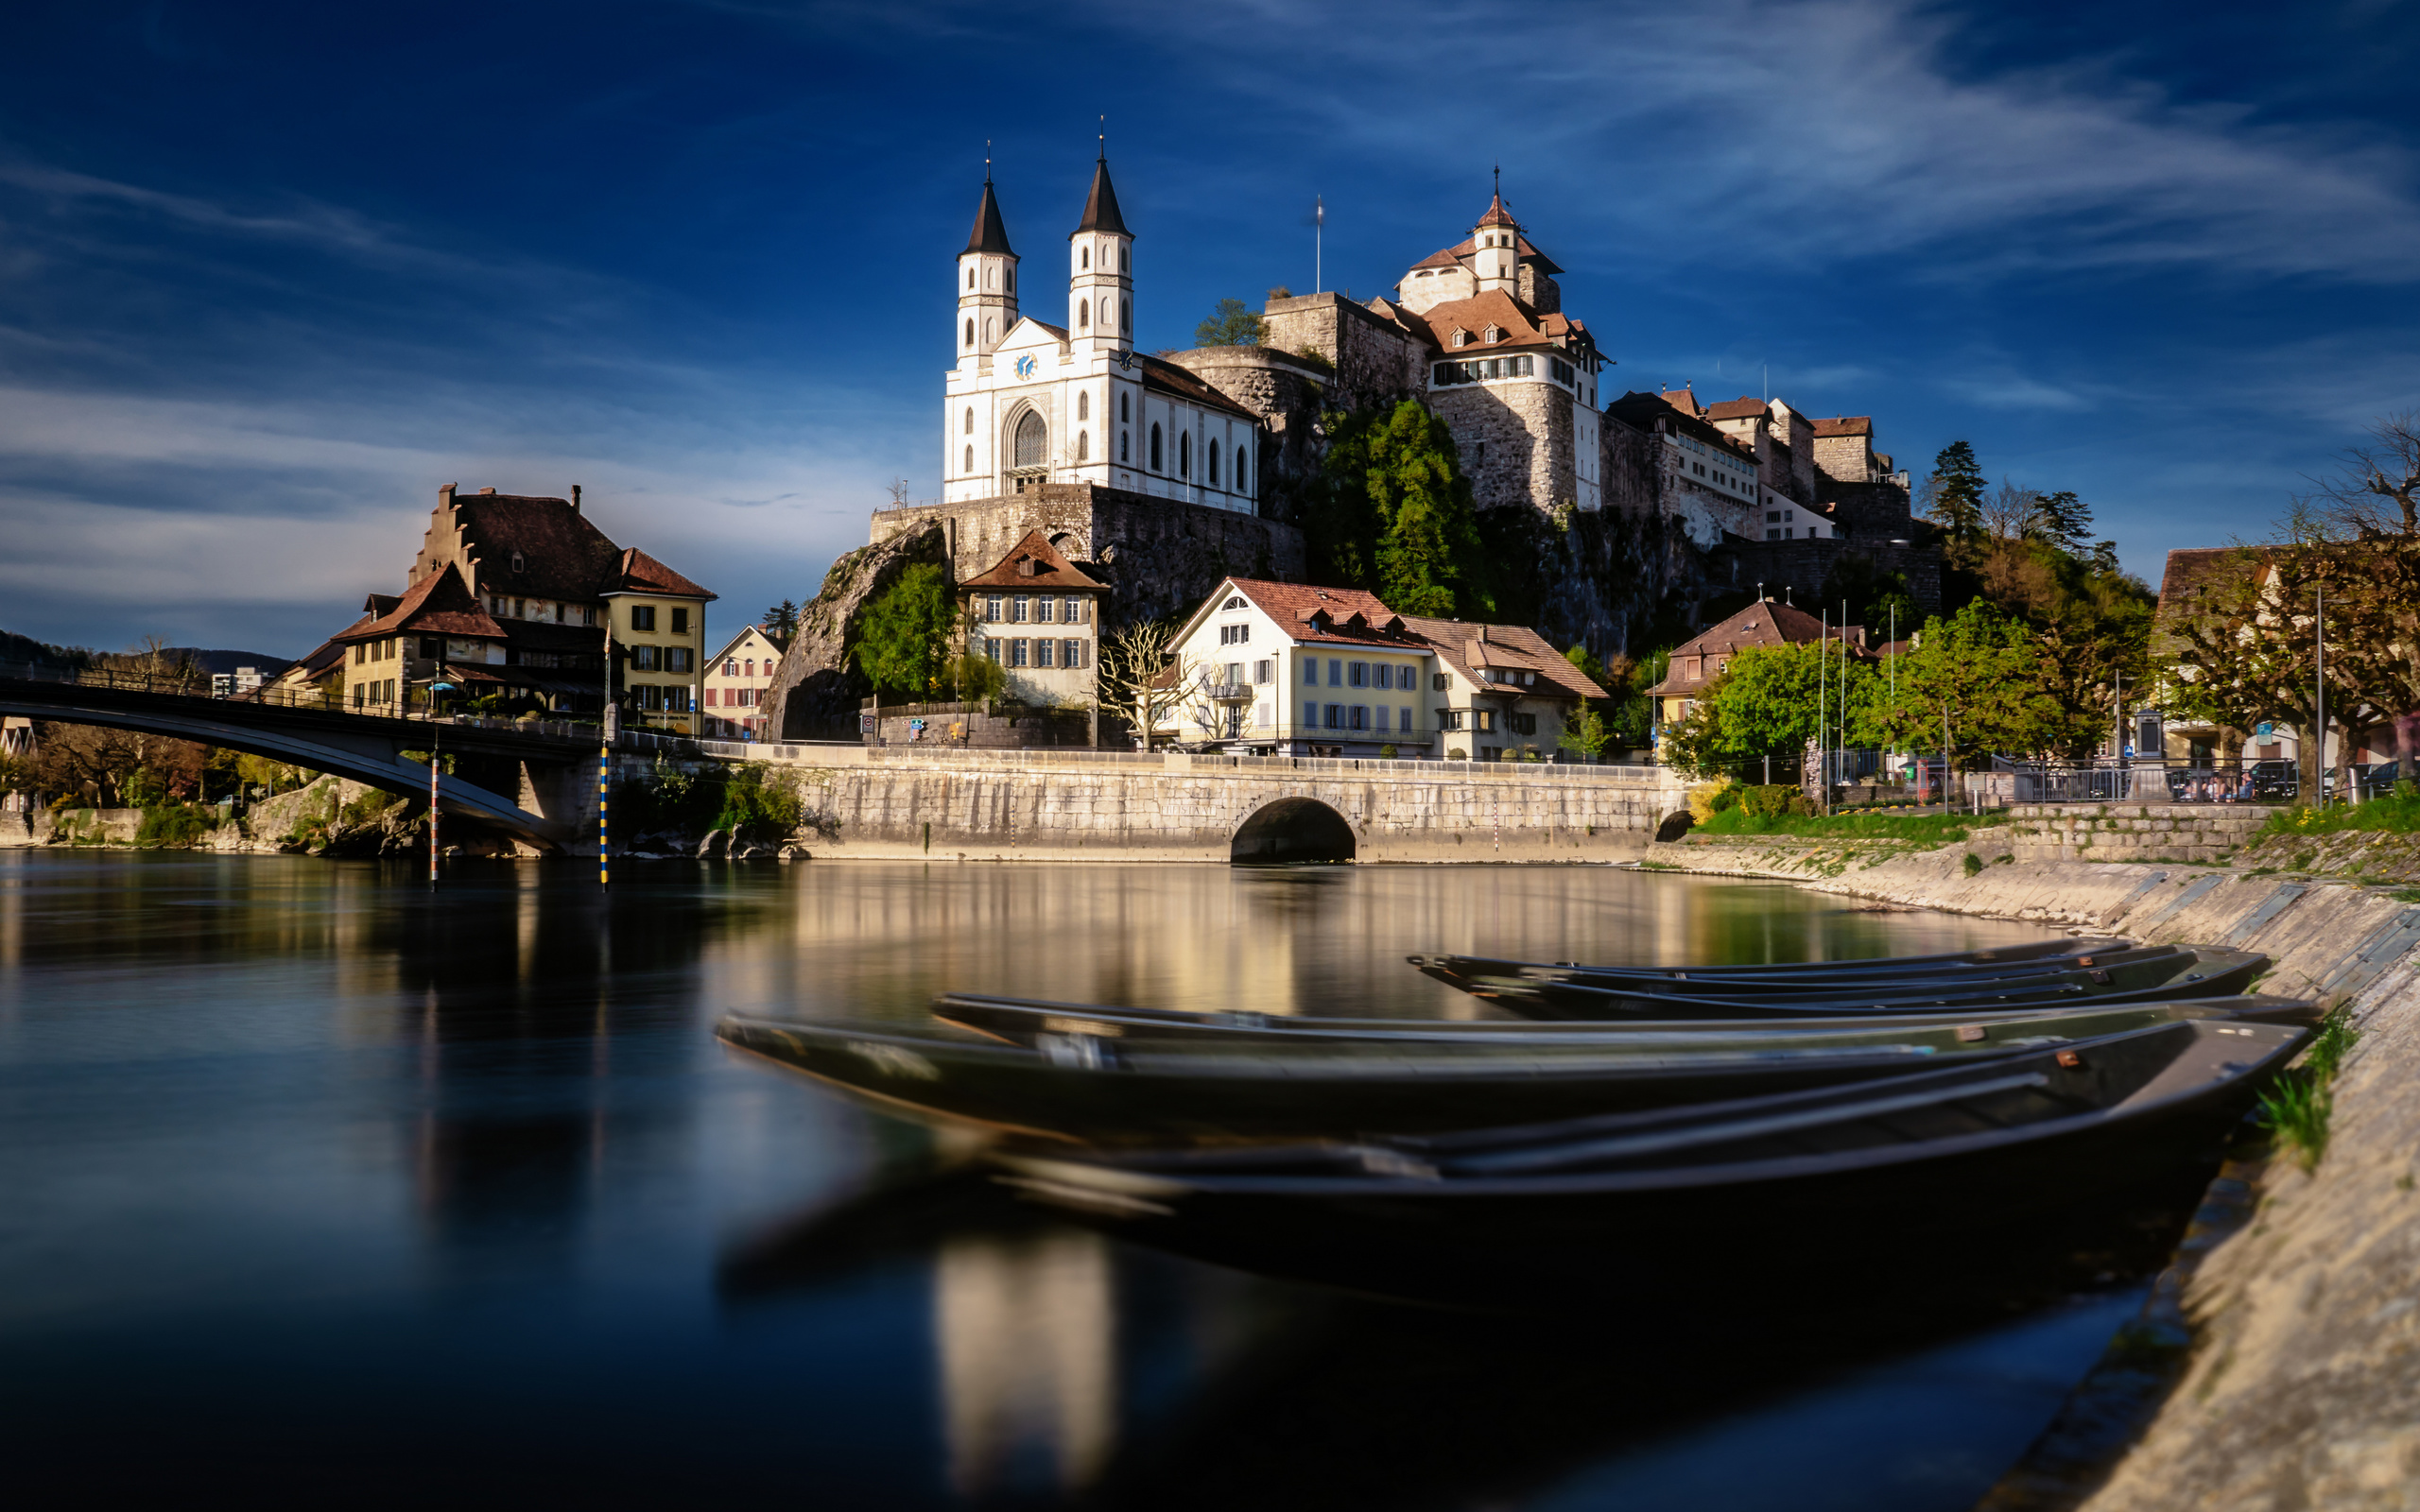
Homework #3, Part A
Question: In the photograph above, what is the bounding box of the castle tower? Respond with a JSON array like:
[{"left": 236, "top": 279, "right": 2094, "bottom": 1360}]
[
  {"left": 1068, "top": 151, "right": 1132, "bottom": 355},
  {"left": 959, "top": 168, "right": 1018, "bottom": 360},
  {"left": 1471, "top": 184, "right": 1519, "bottom": 298}
]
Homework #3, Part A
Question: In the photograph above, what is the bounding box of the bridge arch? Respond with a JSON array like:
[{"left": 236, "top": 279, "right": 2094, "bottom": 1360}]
[{"left": 1230, "top": 798, "right": 1357, "bottom": 864}]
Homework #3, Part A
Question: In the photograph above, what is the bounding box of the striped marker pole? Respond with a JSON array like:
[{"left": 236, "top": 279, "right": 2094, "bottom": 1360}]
[{"left": 598, "top": 741, "right": 611, "bottom": 887}]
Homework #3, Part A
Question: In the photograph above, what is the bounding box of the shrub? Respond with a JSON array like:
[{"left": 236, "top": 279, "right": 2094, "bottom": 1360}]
[
  {"left": 1446, "top": 747, "right": 1467, "bottom": 761},
  {"left": 1962, "top": 851, "right": 1984, "bottom": 877},
  {"left": 135, "top": 802, "right": 217, "bottom": 848},
  {"left": 1377, "top": 744, "right": 1398, "bottom": 759}
]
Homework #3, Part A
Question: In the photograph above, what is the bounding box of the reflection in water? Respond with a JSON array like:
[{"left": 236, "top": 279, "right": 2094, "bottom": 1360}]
[
  {"left": 2, "top": 850, "right": 2140, "bottom": 1510},
  {"left": 936, "top": 1230, "right": 1117, "bottom": 1499}
]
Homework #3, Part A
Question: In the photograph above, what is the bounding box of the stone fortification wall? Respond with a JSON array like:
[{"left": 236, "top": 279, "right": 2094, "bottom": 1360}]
[
  {"left": 1809, "top": 429, "right": 1875, "bottom": 483},
  {"left": 866, "top": 485, "right": 1305, "bottom": 628},
  {"left": 1717, "top": 534, "right": 1944, "bottom": 617},
  {"left": 740, "top": 747, "right": 1684, "bottom": 862},
  {"left": 1599, "top": 412, "right": 1662, "bottom": 520},
  {"left": 1260, "top": 293, "right": 1425, "bottom": 413},
  {"left": 1163, "top": 347, "right": 1330, "bottom": 525},
  {"left": 1823, "top": 477, "right": 1915, "bottom": 538},
  {"left": 1430, "top": 380, "right": 1575, "bottom": 513}
]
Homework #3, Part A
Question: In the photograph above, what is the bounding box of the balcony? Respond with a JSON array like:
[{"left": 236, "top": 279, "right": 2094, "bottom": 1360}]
[{"left": 1205, "top": 682, "right": 1255, "bottom": 702}]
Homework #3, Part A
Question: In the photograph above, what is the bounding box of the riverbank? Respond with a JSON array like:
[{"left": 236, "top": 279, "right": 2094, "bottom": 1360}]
[{"left": 1642, "top": 824, "right": 2420, "bottom": 1509}]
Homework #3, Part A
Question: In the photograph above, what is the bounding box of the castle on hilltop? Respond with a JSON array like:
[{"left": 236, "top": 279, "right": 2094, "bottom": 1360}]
[{"left": 843, "top": 153, "right": 1936, "bottom": 703}]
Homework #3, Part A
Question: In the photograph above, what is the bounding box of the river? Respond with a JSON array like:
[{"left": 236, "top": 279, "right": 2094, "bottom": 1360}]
[{"left": 0, "top": 850, "right": 2168, "bottom": 1508}]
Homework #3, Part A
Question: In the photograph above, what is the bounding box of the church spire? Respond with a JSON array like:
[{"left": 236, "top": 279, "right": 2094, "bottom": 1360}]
[
  {"left": 964, "top": 154, "right": 1013, "bottom": 255},
  {"left": 1075, "top": 154, "right": 1130, "bottom": 238}
]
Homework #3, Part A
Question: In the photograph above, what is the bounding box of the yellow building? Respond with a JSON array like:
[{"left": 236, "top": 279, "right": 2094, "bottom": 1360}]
[{"left": 703, "top": 624, "right": 787, "bottom": 740}]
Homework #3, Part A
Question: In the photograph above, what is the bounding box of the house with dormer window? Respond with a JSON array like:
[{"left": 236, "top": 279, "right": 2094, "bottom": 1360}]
[
  {"left": 1165, "top": 579, "right": 1436, "bottom": 755},
  {"left": 960, "top": 529, "right": 1106, "bottom": 707}
]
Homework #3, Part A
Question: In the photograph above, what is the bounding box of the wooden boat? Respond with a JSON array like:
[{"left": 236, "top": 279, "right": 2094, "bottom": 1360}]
[
  {"left": 928, "top": 990, "right": 2321, "bottom": 1052},
  {"left": 1447, "top": 947, "right": 2269, "bottom": 1019},
  {"left": 991, "top": 1018, "right": 2307, "bottom": 1298},
  {"left": 717, "top": 1000, "right": 2278, "bottom": 1144},
  {"left": 1416, "top": 943, "right": 2187, "bottom": 999},
  {"left": 1412, "top": 936, "right": 2134, "bottom": 992}
]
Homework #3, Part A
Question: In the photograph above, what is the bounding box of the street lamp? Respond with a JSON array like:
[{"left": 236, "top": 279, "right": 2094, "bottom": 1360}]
[{"left": 426, "top": 679, "right": 457, "bottom": 891}]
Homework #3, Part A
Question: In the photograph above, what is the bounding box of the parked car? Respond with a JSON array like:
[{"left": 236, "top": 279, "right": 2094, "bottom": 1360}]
[{"left": 2246, "top": 759, "right": 2300, "bottom": 799}]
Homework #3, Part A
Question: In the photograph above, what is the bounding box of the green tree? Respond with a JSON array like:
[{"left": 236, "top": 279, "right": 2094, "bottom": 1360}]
[
  {"left": 1658, "top": 642, "right": 1883, "bottom": 778},
  {"left": 1866, "top": 601, "right": 2071, "bottom": 765},
  {"left": 2028, "top": 490, "right": 2096, "bottom": 555},
  {"left": 1367, "top": 401, "right": 1484, "bottom": 616},
  {"left": 1194, "top": 298, "right": 1263, "bottom": 348},
  {"left": 761, "top": 599, "right": 802, "bottom": 642},
  {"left": 1556, "top": 703, "right": 1613, "bottom": 762},
  {"left": 1921, "top": 439, "right": 1986, "bottom": 546},
  {"left": 1303, "top": 407, "right": 1382, "bottom": 589},
  {"left": 945, "top": 650, "right": 1007, "bottom": 702},
  {"left": 853, "top": 564, "right": 956, "bottom": 698}
]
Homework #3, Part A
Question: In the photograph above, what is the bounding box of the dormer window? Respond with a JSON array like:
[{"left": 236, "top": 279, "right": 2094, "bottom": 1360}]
[
  {"left": 1452, "top": 330, "right": 1470, "bottom": 348},
  {"left": 510, "top": 551, "right": 525, "bottom": 575},
  {"left": 1485, "top": 325, "right": 1503, "bottom": 343}
]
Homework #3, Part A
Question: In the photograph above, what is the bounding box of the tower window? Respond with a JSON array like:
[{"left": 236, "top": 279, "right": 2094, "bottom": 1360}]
[
  {"left": 1006, "top": 268, "right": 1013, "bottom": 292},
  {"left": 965, "top": 318, "right": 975, "bottom": 349},
  {"left": 1236, "top": 449, "right": 1249, "bottom": 495},
  {"left": 986, "top": 267, "right": 994, "bottom": 290},
  {"left": 1120, "top": 247, "right": 1128, "bottom": 272},
  {"left": 966, "top": 268, "right": 974, "bottom": 289},
  {"left": 1121, "top": 430, "right": 1129, "bottom": 461},
  {"left": 1080, "top": 299, "right": 1089, "bottom": 330},
  {"left": 964, "top": 444, "right": 974, "bottom": 472},
  {"left": 1179, "top": 431, "right": 1189, "bottom": 478},
  {"left": 1120, "top": 393, "right": 1130, "bottom": 421},
  {"left": 1081, "top": 247, "right": 1089, "bottom": 269},
  {"left": 963, "top": 406, "right": 974, "bottom": 435},
  {"left": 1077, "top": 430, "right": 1089, "bottom": 461},
  {"left": 1150, "top": 422, "right": 1162, "bottom": 472},
  {"left": 1077, "top": 391, "right": 1089, "bottom": 421},
  {"left": 984, "top": 318, "right": 995, "bottom": 343},
  {"left": 1208, "top": 438, "right": 1219, "bottom": 486},
  {"left": 1121, "top": 296, "right": 1131, "bottom": 333}
]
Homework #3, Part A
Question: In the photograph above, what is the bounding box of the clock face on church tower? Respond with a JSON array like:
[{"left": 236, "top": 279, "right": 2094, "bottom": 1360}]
[{"left": 1013, "top": 354, "right": 1037, "bottom": 379}]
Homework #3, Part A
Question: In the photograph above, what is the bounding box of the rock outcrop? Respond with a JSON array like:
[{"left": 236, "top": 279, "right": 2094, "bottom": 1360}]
[{"left": 764, "top": 521, "right": 953, "bottom": 741}]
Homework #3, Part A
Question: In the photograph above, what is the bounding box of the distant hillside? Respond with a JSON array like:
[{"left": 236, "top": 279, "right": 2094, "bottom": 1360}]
[
  {"left": 0, "top": 629, "right": 91, "bottom": 668},
  {"left": 165, "top": 648, "right": 296, "bottom": 677}
]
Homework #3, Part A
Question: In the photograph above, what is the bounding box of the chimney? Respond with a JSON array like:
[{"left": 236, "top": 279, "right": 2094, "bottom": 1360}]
[
  {"left": 572, "top": 484, "right": 582, "bottom": 512},
  {"left": 1476, "top": 624, "right": 1489, "bottom": 643}
]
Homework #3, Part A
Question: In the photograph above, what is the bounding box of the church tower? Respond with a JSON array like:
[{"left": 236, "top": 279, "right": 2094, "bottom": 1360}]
[
  {"left": 1471, "top": 183, "right": 1519, "bottom": 298},
  {"left": 1067, "top": 151, "right": 1132, "bottom": 355},
  {"left": 959, "top": 168, "right": 1018, "bottom": 360}
]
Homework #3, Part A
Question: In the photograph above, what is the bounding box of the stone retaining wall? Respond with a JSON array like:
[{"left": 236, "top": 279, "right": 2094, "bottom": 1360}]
[{"left": 2005, "top": 802, "right": 2280, "bottom": 864}]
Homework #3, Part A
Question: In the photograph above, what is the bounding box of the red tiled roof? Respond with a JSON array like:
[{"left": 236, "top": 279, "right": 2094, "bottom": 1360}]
[
  {"left": 1408, "top": 232, "right": 1564, "bottom": 278},
  {"left": 1402, "top": 289, "right": 1585, "bottom": 357},
  {"left": 959, "top": 529, "right": 1107, "bottom": 591},
  {"left": 1475, "top": 192, "right": 1517, "bottom": 230},
  {"left": 1602, "top": 391, "right": 1761, "bottom": 468},
  {"left": 1213, "top": 579, "right": 1425, "bottom": 649},
  {"left": 337, "top": 563, "right": 504, "bottom": 643},
  {"left": 1394, "top": 615, "right": 1609, "bottom": 701},
  {"left": 1705, "top": 397, "right": 1768, "bottom": 421},
  {"left": 614, "top": 547, "right": 717, "bottom": 600},
  {"left": 426, "top": 491, "right": 626, "bottom": 605},
  {"left": 1642, "top": 599, "right": 1870, "bottom": 696},
  {"left": 1811, "top": 416, "right": 1873, "bottom": 438}
]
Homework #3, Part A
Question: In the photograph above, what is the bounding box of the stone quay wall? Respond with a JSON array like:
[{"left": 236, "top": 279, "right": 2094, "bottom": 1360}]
[
  {"left": 2004, "top": 802, "right": 2280, "bottom": 864},
  {"left": 744, "top": 746, "right": 1687, "bottom": 862}
]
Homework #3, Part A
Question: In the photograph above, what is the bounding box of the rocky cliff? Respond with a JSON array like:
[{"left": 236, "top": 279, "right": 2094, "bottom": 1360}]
[{"left": 765, "top": 521, "right": 953, "bottom": 741}]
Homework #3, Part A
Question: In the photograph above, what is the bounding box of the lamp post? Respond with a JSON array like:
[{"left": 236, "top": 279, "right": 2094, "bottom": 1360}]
[{"left": 426, "top": 679, "right": 457, "bottom": 891}]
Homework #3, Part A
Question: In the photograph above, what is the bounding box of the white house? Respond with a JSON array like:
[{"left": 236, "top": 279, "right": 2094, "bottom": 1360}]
[
  {"left": 703, "top": 624, "right": 787, "bottom": 740},
  {"left": 1164, "top": 578, "right": 1437, "bottom": 756}
]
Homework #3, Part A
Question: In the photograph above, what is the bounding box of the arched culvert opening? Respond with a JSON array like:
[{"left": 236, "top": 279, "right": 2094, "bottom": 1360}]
[{"left": 1231, "top": 798, "right": 1357, "bottom": 865}]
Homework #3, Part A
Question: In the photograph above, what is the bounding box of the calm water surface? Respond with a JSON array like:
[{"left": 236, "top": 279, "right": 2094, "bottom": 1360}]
[{"left": 0, "top": 851, "right": 2154, "bottom": 1508}]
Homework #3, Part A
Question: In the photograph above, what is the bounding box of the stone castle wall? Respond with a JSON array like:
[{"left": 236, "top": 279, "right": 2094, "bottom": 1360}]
[
  {"left": 1431, "top": 380, "right": 1575, "bottom": 512},
  {"left": 1809, "top": 430, "right": 1874, "bottom": 482},
  {"left": 1261, "top": 293, "right": 1424, "bottom": 412},
  {"left": 1163, "top": 347, "right": 1330, "bottom": 524},
  {"left": 1717, "top": 534, "right": 1944, "bottom": 617}
]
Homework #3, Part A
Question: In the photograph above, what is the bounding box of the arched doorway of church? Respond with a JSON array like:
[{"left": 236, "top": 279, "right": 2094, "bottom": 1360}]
[
  {"left": 1010, "top": 410, "right": 1048, "bottom": 494},
  {"left": 1230, "top": 798, "right": 1357, "bottom": 864}
]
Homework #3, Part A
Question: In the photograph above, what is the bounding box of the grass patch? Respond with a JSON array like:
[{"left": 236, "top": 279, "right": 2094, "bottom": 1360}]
[
  {"left": 2258, "top": 1002, "right": 2360, "bottom": 1173},
  {"left": 134, "top": 802, "right": 218, "bottom": 848},
  {"left": 1634, "top": 859, "right": 1683, "bottom": 871},
  {"left": 2260, "top": 791, "right": 2420, "bottom": 840},
  {"left": 1694, "top": 808, "right": 2009, "bottom": 843}
]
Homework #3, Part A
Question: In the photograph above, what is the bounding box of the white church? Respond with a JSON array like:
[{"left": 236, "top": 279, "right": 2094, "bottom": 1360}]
[{"left": 942, "top": 155, "right": 1262, "bottom": 513}]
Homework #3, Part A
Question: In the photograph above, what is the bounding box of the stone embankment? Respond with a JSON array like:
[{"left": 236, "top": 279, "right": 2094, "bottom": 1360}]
[
  {"left": 2005, "top": 802, "right": 2279, "bottom": 865},
  {"left": 1645, "top": 822, "right": 2420, "bottom": 1509}
]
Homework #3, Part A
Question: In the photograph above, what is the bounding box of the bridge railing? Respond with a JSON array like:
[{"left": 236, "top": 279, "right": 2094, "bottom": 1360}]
[{"left": 714, "top": 738, "right": 1680, "bottom": 782}]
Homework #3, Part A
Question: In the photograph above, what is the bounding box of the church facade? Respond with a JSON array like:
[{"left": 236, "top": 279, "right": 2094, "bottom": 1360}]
[{"left": 942, "top": 158, "right": 1262, "bottom": 513}]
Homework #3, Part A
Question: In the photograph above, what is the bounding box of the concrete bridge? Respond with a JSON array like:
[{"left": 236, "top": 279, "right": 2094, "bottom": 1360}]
[
  {"left": 714, "top": 742, "right": 1690, "bottom": 863},
  {"left": 0, "top": 666, "right": 621, "bottom": 849}
]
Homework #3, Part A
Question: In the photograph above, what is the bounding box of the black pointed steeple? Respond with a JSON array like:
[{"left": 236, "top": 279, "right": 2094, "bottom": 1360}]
[
  {"left": 964, "top": 183, "right": 1013, "bottom": 257},
  {"left": 1074, "top": 152, "right": 1130, "bottom": 238}
]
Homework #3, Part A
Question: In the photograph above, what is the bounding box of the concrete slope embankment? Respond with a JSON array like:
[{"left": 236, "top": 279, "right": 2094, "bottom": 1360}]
[{"left": 1647, "top": 830, "right": 2420, "bottom": 1508}]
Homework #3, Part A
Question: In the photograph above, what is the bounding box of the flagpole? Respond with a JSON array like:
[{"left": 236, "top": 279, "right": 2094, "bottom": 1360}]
[{"left": 1314, "top": 195, "right": 1323, "bottom": 295}]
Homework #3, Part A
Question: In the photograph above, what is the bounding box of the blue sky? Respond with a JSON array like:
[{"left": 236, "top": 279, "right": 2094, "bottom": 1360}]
[{"left": 4, "top": 0, "right": 2416, "bottom": 656}]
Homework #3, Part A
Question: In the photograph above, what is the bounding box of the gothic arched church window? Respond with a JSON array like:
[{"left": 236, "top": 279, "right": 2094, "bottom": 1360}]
[
  {"left": 1236, "top": 448, "right": 1249, "bottom": 495},
  {"left": 1014, "top": 411, "right": 1048, "bottom": 469},
  {"left": 1081, "top": 247, "right": 1089, "bottom": 269},
  {"left": 1077, "top": 391, "right": 1089, "bottom": 421},
  {"left": 1179, "top": 431, "right": 1190, "bottom": 478},
  {"left": 1120, "top": 246, "right": 1129, "bottom": 272},
  {"left": 963, "top": 406, "right": 975, "bottom": 435},
  {"left": 1150, "top": 423, "right": 1162, "bottom": 472},
  {"left": 963, "top": 444, "right": 974, "bottom": 472},
  {"left": 1208, "top": 438, "right": 1219, "bottom": 486},
  {"left": 1006, "top": 268, "right": 1013, "bottom": 292},
  {"left": 1119, "top": 392, "right": 1130, "bottom": 422},
  {"left": 966, "top": 268, "right": 974, "bottom": 289},
  {"left": 985, "top": 318, "right": 995, "bottom": 344},
  {"left": 1120, "top": 297, "right": 1131, "bottom": 334},
  {"left": 965, "top": 318, "right": 975, "bottom": 349},
  {"left": 1077, "top": 430, "right": 1089, "bottom": 461},
  {"left": 986, "top": 266, "right": 995, "bottom": 290},
  {"left": 1080, "top": 300, "right": 1089, "bottom": 330},
  {"left": 1121, "top": 430, "right": 1130, "bottom": 461}
]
